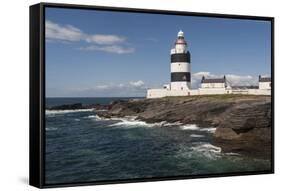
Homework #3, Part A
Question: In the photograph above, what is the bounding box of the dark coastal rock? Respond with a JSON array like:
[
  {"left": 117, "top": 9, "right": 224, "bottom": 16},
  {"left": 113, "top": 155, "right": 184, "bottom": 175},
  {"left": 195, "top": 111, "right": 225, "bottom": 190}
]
[
  {"left": 214, "top": 128, "right": 271, "bottom": 159},
  {"left": 48, "top": 103, "right": 109, "bottom": 110},
  {"left": 48, "top": 103, "right": 84, "bottom": 110},
  {"left": 213, "top": 101, "right": 271, "bottom": 159},
  {"left": 85, "top": 103, "right": 109, "bottom": 110},
  {"left": 95, "top": 95, "right": 272, "bottom": 158}
]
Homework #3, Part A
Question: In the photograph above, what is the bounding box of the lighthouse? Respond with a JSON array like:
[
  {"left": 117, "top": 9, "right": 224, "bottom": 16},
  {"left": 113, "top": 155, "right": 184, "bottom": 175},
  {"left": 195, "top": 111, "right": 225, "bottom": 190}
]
[{"left": 170, "top": 30, "right": 191, "bottom": 90}]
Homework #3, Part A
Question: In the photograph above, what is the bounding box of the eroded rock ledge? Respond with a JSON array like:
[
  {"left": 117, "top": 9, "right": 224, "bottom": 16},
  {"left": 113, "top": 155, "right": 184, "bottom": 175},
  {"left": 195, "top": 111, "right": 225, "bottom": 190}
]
[{"left": 96, "top": 95, "right": 272, "bottom": 159}]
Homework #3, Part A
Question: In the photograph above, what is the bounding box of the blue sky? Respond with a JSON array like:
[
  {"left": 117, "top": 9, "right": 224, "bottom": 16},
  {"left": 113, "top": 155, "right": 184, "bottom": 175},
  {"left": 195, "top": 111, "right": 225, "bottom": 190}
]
[{"left": 45, "top": 7, "right": 271, "bottom": 97}]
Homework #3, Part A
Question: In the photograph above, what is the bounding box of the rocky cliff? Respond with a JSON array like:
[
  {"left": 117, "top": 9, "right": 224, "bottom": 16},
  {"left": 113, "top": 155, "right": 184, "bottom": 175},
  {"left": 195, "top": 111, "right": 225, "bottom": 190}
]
[{"left": 96, "top": 95, "right": 272, "bottom": 158}]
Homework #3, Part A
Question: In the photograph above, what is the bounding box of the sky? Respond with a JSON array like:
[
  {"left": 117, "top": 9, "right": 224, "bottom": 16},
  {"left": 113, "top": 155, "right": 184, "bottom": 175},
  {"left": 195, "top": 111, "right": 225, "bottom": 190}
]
[{"left": 45, "top": 7, "right": 271, "bottom": 97}]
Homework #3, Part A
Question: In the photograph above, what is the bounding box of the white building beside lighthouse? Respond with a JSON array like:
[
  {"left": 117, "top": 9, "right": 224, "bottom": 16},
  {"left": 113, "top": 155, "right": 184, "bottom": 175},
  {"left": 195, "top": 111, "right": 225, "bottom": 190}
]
[{"left": 146, "top": 30, "right": 271, "bottom": 98}]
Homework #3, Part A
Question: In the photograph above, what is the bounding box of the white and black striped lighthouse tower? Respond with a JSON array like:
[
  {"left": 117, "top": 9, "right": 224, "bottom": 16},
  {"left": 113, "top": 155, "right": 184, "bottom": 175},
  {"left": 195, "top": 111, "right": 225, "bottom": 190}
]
[{"left": 170, "top": 30, "right": 191, "bottom": 90}]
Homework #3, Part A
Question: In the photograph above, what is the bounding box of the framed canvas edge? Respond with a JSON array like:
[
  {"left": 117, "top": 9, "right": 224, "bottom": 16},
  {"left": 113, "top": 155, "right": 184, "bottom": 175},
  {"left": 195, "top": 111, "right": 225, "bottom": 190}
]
[{"left": 29, "top": 2, "right": 275, "bottom": 189}]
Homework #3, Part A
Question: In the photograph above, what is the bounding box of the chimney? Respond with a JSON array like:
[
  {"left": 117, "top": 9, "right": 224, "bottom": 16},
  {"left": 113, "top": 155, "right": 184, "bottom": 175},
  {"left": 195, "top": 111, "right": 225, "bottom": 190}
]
[{"left": 201, "top": 76, "right": 205, "bottom": 83}]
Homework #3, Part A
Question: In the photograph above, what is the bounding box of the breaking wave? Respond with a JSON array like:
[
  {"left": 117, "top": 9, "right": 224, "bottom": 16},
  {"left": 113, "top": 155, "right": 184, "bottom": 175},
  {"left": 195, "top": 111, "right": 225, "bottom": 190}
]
[
  {"left": 199, "top": 127, "right": 217, "bottom": 133},
  {"left": 82, "top": 115, "right": 217, "bottom": 133},
  {"left": 180, "top": 124, "right": 199, "bottom": 130},
  {"left": 108, "top": 118, "right": 165, "bottom": 128},
  {"left": 225, "top": 152, "right": 240, "bottom": 156},
  {"left": 46, "top": 127, "right": 58, "bottom": 131},
  {"left": 109, "top": 120, "right": 153, "bottom": 128},
  {"left": 106, "top": 116, "right": 194, "bottom": 128},
  {"left": 163, "top": 121, "right": 183, "bottom": 126},
  {"left": 191, "top": 143, "right": 222, "bottom": 154},
  {"left": 46, "top": 109, "right": 93, "bottom": 115},
  {"left": 179, "top": 124, "right": 216, "bottom": 133},
  {"left": 190, "top": 143, "right": 222, "bottom": 159},
  {"left": 190, "top": 134, "right": 205, "bottom": 138},
  {"left": 84, "top": 115, "right": 104, "bottom": 121}
]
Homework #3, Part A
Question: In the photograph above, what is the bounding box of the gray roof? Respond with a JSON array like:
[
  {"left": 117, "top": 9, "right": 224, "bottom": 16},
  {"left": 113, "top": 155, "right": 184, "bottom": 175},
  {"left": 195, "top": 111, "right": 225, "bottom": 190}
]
[
  {"left": 232, "top": 85, "right": 259, "bottom": 89},
  {"left": 259, "top": 77, "right": 271, "bottom": 82},
  {"left": 201, "top": 78, "right": 225, "bottom": 84}
]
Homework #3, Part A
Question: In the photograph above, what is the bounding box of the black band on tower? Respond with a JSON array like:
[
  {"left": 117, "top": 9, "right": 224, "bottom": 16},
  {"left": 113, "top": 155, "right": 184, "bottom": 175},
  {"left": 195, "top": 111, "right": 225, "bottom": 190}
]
[
  {"left": 171, "top": 52, "right": 190, "bottom": 63},
  {"left": 171, "top": 72, "right": 191, "bottom": 82}
]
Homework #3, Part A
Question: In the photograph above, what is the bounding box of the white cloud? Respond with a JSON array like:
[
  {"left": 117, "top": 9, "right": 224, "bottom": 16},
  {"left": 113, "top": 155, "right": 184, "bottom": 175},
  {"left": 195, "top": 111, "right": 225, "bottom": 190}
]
[
  {"left": 118, "top": 83, "right": 125, "bottom": 87},
  {"left": 129, "top": 80, "right": 145, "bottom": 87},
  {"left": 46, "top": 20, "right": 83, "bottom": 42},
  {"left": 46, "top": 20, "right": 125, "bottom": 45},
  {"left": 226, "top": 74, "right": 257, "bottom": 86},
  {"left": 192, "top": 71, "right": 258, "bottom": 88},
  {"left": 71, "top": 81, "right": 146, "bottom": 97},
  {"left": 94, "top": 80, "right": 145, "bottom": 90},
  {"left": 85, "top": 34, "right": 125, "bottom": 45},
  {"left": 95, "top": 85, "right": 109, "bottom": 89},
  {"left": 79, "top": 45, "right": 135, "bottom": 54}
]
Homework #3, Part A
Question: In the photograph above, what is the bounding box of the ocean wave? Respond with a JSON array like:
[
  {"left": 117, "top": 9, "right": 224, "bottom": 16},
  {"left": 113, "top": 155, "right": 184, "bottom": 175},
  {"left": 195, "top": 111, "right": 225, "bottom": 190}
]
[
  {"left": 104, "top": 115, "right": 171, "bottom": 128},
  {"left": 108, "top": 118, "right": 164, "bottom": 128},
  {"left": 225, "top": 152, "right": 240, "bottom": 156},
  {"left": 46, "top": 109, "right": 93, "bottom": 115},
  {"left": 107, "top": 118, "right": 191, "bottom": 129},
  {"left": 84, "top": 115, "right": 96, "bottom": 118},
  {"left": 83, "top": 115, "right": 215, "bottom": 133},
  {"left": 179, "top": 124, "right": 216, "bottom": 133},
  {"left": 191, "top": 143, "right": 222, "bottom": 154},
  {"left": 163, "top": 121, "right": 183, "bottom": 127},
  {"left": 46, "top": 127, "right": 58, "bottom": 131},
  {"left": 189, "top": 143, "right": 222, "bottom": 160},
  {"left": 190, "top": 134, "right": 205, "bottom": 138},
  {"left": 93, "top": 109, "right": 108, "bottom": 112},
  {"left": 199, "top": 127, "right": 216, "bottom": 133},
  {"left": 180, "top": 124, "right": 199, "bottom": 130},
  {"left": 84, "top": 115, "right": 124, "bottom": 121}
]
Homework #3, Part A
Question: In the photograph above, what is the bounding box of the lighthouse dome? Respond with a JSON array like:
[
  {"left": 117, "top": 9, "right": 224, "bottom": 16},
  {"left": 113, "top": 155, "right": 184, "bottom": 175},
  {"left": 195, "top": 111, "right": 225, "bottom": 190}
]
[
  {"left": 175, "top": 30, "right": 187, "bottom": 45},
  {"left": 178, "top": 30, "right": 184, "bottom": 37}
]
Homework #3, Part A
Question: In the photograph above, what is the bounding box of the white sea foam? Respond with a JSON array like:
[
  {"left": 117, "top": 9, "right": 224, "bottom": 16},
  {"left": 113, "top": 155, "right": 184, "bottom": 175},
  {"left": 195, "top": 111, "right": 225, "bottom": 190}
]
[
  {"left": 107, "top": 116, "right": 168, "bottom": 128},
  {"left": 180, "top": 124, "right": 199, "bottom": 130},
  {"left": 199, "top": 127, "right": 217, "bottom": 133},
  {"left": 189, "top": 143, "right": 222, "bottom": 160},
  {"left": 84, "top": 115, "right": 102, "bottom": 120},
  {"left": 108, "top": 118, "right": 160, "bottom": 128},
  {"left": 179, "top": 124, "right": 216, "bottom": 133},
  {"left": 74, "top": 118, "right": 80, "bottom": 121},
  {"left": 163, "top": 121, "right": 183, "bottom": 126},
  {"left": 190, "top": 134, "right": 205, "bottom": 138},
  {"left": 46, "top": 109, "right": 93, "bottom": 115},
  {"left": 93, "top": 109, "right": 108, "bottom": 112},
  {"left": 84, "top": 115, "right": 123, "bottom": 122},
  {"left": 108, "top": 118, "right": 186, "bottom": 128},
  {"left": 225, "top": 152, "right": 240, "bottom": 156},
  {"left": 191, "top": 143, "right": 222, "bottom": 154},
  {"left": 46, "top": 127, "right": 58, "bottom": 131}
]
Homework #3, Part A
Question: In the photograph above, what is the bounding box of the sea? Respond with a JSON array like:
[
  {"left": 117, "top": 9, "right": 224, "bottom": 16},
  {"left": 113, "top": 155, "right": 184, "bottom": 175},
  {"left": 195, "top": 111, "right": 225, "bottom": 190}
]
[{"left": 45, "top": 97, "right": 271, "bottom": 185}]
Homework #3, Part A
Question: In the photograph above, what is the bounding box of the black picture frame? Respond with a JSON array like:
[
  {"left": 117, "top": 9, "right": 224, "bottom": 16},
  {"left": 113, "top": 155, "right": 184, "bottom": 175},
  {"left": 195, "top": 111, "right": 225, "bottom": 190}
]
[{"left": 30, "top": 2, "right": 275, "bottom": 188}]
